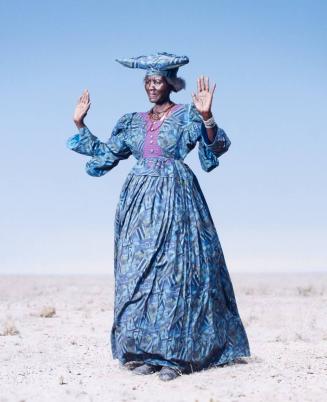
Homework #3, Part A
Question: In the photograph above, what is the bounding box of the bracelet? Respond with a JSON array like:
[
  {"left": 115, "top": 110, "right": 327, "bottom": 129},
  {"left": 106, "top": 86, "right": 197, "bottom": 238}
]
[{"left": 202, "top": 115, "right": 217, "bottom": 129}]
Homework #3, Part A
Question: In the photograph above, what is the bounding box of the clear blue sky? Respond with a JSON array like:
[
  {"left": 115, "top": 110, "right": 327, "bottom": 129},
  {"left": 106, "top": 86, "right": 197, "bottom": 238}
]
[{"left": 1, "top": 0, "right": 326, "bottom": 274}]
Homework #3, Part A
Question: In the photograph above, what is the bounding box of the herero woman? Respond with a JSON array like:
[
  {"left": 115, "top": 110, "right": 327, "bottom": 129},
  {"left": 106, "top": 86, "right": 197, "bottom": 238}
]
[{"left": 67, "top": 52, "right": 251, "bottom": 381}]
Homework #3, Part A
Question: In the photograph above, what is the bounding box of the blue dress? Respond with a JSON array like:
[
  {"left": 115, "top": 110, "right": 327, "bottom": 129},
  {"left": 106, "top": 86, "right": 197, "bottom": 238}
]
[{"left": 67, "top": 103, "right": 251, "bottom": 373}]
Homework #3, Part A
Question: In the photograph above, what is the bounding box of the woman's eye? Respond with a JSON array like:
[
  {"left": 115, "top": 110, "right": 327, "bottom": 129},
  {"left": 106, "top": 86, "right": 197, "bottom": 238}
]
[{"left": 145, "top": 79, "right": 161, "bottom": 86}]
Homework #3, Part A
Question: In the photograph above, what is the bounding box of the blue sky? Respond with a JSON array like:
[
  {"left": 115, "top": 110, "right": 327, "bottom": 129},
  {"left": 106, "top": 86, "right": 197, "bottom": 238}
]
[{"left": 1, "top": 0, "right": 326, "bottom": 274}]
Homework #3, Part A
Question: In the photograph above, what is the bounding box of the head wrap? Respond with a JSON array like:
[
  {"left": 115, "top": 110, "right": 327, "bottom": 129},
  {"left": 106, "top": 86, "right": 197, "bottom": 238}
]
[{"left": 115, "top": 51, "right": 189, "bottom": 92}]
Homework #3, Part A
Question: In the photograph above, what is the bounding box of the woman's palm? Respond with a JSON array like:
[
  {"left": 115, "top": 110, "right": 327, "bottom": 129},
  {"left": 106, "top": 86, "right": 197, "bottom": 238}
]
[
  {"left": 192, "top": 76, "right": 216, "bottom": 114},
  {"left": 74, "top": 89, "right": 91, "bottom": 122}
]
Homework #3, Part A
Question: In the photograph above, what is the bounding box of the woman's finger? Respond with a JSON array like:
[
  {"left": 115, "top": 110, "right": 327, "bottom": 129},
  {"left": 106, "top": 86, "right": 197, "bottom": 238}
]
[
  {"left": 197, "top": 78, "right": 201, "bottom": 94},
  {"left": 205, "top": 76, "right": 209, "bottom": 92},
  {"left": 210, "top": 83, "right": 217, "bottom": 96},
  {"left": 83, "top": 100, "right": 90, "bottom": 108},
  {"left": 201, "top": 76, "right": 205, "bottom": 92},
  {"left": 82, "top": 89, "right": 88, "bottom": 103},
  {"left": 202, "top": 75, "right": 206, "bottom": 91}
]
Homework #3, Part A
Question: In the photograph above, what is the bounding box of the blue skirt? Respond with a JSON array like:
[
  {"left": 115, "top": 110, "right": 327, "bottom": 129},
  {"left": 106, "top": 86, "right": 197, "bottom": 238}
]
[{"left": 110, "top": 157, "right": 250, "bottom": 372}]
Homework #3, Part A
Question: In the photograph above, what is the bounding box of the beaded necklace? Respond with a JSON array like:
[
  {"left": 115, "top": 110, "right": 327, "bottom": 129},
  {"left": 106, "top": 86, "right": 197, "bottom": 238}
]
[{"left": 147, "top": 103, "right": 175, "bottom": 132}]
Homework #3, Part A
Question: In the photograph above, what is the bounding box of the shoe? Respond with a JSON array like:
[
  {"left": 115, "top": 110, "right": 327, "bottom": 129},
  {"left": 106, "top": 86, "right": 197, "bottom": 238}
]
[
  {"left": 132, "top": 363, "right": 160, "bottom": 375},
  {"left": 158, "top": 366, "right": 182, "bottom": 381},
  {"left": 122, "top": 361, "right": 143, "bottom": 370}
]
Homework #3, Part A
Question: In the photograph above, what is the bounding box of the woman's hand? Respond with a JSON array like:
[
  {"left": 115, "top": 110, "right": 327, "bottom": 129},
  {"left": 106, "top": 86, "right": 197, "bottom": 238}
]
[
  {"left": 73, "top": 89, "right": 91, "bottom": 128},
  {"left": 192, "top": 76, "right": 216, "bottom": 120}
]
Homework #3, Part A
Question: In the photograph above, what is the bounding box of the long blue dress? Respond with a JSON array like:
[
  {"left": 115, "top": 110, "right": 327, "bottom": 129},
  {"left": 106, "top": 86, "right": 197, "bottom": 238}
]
[{"left": 67, "top": 103, "right": 251, "bottom": 373}]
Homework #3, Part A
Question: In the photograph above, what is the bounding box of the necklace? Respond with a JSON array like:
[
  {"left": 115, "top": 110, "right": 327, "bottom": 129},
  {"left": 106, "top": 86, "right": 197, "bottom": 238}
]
[
  {"left": 147, "top": 103, "right": 176, "bottom": 132},
  {"left": 149, "top": 102, "right": 175, "bottom": 121}
]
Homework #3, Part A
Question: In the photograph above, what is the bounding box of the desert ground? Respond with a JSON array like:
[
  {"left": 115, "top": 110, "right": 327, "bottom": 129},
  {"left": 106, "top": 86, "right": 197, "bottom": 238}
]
[{"left": 0, "top": 272, "right": 326, "bottom": 402}]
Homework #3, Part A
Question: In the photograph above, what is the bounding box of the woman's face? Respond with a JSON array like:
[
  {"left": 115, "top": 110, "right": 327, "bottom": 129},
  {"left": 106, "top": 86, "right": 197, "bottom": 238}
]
[{"left": 144, "top": 75, "right": 172, "bottom": 104}]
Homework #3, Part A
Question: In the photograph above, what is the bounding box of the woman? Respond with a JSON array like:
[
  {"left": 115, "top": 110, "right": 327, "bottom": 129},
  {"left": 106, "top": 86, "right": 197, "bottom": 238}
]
[{"left": 67, "top": 52, "right": 251, "bottom": 381}]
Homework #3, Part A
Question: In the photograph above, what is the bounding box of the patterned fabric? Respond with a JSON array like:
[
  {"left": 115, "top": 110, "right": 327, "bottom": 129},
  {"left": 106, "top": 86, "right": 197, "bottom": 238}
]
[
  {"left": 115, "top": 51, "right": 189, "bottom": 79},
  {"left": 66, "top": 103, "right": 251, "bottom": 373}
]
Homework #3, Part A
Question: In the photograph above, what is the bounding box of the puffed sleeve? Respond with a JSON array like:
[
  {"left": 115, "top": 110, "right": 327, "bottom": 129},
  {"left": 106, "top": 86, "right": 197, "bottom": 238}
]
[
  {"left": 66, "top": 114, "right": 132, "bottom": 177},
  {"left": 185, "top": 103, "right": 231, "bottom": 172}
]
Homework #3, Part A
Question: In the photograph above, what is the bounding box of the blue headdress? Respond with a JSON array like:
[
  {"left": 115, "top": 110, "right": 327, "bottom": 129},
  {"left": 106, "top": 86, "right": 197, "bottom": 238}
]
[{"left": 115, "top": 51, "right": 189, "bottom": 92}]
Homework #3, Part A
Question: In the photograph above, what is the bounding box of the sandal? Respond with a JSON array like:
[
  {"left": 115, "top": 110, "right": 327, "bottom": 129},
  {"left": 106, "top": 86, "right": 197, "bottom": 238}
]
[
  {"left": 132, "top": 363, "right": 160, "bottom": 375},
  {"left": 122, "top": 361, "right": 143, "bottom": 370},
  {"left": 158, "top": 366, "right": 182, "bottom": 381}
]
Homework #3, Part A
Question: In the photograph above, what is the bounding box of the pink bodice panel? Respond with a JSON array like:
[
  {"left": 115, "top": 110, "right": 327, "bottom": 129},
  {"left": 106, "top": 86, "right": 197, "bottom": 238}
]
[{"left": 139, "top": 104, "right": 183, "bottom": 158}]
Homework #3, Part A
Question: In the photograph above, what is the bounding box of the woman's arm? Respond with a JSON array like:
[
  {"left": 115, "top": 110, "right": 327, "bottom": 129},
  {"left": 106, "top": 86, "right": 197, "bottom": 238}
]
[
  {"left": 191, "top": 76, "right": 230, "bottom": 158},
  {"left": 67, "top": 89, "right": 132, "bottom": 176},
  {"left": 187, "top": 77, "right": 230, "bottom": 172},
  {"left": 192, "top": 76, "right": 217, "bottom": 143},
  {"left": 198, "top": 113, "right": 216, "bottom": 144},
  {"left": 67, "top": 91, "right": 101, "bottom": 156}
]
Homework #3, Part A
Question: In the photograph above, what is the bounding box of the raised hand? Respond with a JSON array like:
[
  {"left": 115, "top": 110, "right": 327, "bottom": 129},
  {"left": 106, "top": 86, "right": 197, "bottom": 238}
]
[
  {"left": 73, "top": 89, "right": 91, "bottom": 127},
  {"left": 192, "top": 75, "right": 216, "bottom": 118}
]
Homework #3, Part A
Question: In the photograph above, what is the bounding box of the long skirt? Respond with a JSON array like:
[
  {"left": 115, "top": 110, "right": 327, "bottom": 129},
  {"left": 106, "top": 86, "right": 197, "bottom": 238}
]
[{"left": 110, "top": 158, "right": 250, "bottom": 373}]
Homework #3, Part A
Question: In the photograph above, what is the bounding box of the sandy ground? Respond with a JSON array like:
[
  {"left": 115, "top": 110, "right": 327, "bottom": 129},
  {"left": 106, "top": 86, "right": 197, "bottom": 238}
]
[{"left": 0, "top": 272, "right": 326, "bottom": 402}]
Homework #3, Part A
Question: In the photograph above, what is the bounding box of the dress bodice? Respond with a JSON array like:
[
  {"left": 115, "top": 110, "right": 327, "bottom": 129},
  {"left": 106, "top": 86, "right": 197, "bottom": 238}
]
[{"left": 139, "top": 104, "right": 184, "bottom": 158}]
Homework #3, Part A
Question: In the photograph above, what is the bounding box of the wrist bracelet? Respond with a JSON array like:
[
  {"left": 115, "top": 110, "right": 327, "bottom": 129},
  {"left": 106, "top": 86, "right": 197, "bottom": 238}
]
[{"left": 202, "top": 115, "right": 217, "bottom": 129}]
